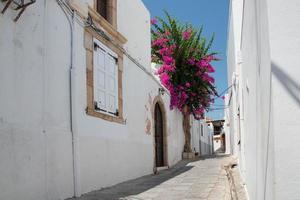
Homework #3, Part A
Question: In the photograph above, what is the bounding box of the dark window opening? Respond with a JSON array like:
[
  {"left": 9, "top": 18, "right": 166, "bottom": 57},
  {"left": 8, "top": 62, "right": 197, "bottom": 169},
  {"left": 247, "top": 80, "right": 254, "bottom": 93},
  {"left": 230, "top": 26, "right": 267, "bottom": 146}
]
[{"left": 97, "top": 0, "right": 108, "bottom": 20}]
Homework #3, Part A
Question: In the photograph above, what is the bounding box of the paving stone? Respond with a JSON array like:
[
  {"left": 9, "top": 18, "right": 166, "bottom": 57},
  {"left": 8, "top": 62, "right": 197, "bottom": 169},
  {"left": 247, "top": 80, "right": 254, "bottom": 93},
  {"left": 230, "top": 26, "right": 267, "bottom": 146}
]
[{"left": 68, "top": 155, "right": 233, "bottom": 200}]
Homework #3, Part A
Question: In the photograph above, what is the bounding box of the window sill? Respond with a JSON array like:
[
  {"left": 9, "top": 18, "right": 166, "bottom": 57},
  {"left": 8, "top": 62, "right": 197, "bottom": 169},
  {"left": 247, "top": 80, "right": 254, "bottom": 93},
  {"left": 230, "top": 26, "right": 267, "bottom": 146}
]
[{"left": 86, "top": 108, "right": 125, "bottom": 124}]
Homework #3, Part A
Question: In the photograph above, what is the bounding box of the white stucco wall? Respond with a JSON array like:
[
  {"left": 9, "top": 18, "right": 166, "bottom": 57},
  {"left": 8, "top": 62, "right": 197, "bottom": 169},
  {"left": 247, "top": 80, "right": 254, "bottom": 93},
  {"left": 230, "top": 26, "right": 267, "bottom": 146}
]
[
  {"left": 223, "top": 94, "right": 231, "bottom": 155},
  {"left": 227, "top": 0, "right": 239, "bottom": 158},
  {"left": 267, "top": 1, "right": 300, "bottom": 199},
  {"left": 228, "top": 0, "right": 300, "bottom": 199},
  {"left": 191, "top": 119, "right": 200, "bottom": 155},
  {"left": 207, "top": 123, "right": 214, "bottom": 155},
  {"left": 228, "top": 0, "right": 272, "bottom": 199},
  {"left": 213, "top": 136, "right": 221, "bottom": 152},
  {"left": 0, "top": 0, "right": 186, "bottom": 200},
  {"left": 202, "top": 122, "right": 213, "bottom": 156},
  {"left": 191, "top": 119, "right": 213, "bottom": 156},
  {"left": 0, "top": 1, "right": 74, "bottom": 200}
]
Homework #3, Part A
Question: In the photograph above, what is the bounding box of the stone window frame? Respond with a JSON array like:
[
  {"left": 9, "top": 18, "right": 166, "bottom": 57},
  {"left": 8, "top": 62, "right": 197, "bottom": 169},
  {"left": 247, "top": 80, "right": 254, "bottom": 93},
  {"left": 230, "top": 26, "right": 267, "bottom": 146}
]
[
  {"left": 93, "top": 0, "right": 117, "bottom": 29},
  {"left": 85, "top": 3, "right": 126, "bottom": 124}
]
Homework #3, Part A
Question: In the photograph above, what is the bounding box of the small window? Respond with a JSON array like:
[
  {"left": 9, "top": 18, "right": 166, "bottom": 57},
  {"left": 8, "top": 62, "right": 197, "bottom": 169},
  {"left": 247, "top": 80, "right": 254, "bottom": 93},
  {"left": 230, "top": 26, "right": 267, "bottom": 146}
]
[
  {"left": 93, "top": 38, "right": 119, "bottom": 116},
  {"left": 201, "top": 124, "right": 204, "bottom": 136},
  {"left": 95, "top": 0, "right": 117, "bottom": 27},
  {"left": 97, "top": 0, "right": 108, "bottom": 20}
]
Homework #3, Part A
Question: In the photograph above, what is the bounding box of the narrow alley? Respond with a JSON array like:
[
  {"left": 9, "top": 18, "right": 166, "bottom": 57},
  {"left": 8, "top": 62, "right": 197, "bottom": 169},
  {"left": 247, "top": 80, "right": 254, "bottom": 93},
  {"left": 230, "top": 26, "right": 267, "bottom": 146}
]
[
  {"left": 2, "top": 0, "right": 299, "bottom": 199},
  {"left": 68, "top": 156, "right": 234, "bottom": 200}
]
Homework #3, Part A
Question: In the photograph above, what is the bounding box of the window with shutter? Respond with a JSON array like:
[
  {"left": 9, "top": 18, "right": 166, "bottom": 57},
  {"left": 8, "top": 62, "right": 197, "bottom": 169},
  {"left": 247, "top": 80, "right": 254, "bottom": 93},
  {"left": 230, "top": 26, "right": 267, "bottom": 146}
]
[
  {"left": 93, "top": 38, "right": 118, "bottom": 116},
  {"left": 85, "top": 27, "right": 125, "bottom": 123}
]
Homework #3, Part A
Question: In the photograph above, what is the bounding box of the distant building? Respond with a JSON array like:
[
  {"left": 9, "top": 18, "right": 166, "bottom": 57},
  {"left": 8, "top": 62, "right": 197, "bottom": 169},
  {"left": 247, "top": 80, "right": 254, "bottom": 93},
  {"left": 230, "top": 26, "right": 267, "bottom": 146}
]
[
  {"left": 210, "top": 120, "right": 226, "bottom": 153},
  {"left": 191, "top": 118, "right": 213, "bottom": 156}
]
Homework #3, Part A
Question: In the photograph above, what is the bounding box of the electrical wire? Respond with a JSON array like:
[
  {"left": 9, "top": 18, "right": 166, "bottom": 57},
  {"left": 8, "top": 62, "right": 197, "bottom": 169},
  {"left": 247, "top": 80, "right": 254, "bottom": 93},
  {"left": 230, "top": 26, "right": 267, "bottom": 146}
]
[
  {"left": 208, "top": 107, "right": 229, "bottom": 111},
  {"left": 213, "top": 84, "right": 233, "bottom": 100},
  {"left": 212, "top": 104, "right": 227, "bottom": 107}
]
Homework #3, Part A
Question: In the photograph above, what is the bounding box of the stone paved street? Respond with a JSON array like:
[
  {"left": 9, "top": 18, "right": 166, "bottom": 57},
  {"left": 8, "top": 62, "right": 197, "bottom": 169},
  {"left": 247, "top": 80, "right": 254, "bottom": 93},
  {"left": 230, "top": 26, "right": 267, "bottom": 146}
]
[{"left": 69, "top": 155, "right": 232, "bottom": 200}]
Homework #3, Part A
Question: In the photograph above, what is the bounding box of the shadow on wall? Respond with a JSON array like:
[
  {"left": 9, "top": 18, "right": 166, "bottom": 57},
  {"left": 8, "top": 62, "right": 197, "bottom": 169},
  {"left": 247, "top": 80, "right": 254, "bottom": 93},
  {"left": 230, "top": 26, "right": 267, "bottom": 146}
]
[{"left": 271, "top": 62, "right": 300, "bottom": 106}]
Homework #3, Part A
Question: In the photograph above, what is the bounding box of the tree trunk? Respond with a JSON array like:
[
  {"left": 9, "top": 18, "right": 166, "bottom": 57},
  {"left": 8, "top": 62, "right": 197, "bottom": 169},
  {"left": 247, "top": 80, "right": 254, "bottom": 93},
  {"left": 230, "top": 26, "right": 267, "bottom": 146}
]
[{"left": 182, "top": 105, "right": 192, "bottom": 153}]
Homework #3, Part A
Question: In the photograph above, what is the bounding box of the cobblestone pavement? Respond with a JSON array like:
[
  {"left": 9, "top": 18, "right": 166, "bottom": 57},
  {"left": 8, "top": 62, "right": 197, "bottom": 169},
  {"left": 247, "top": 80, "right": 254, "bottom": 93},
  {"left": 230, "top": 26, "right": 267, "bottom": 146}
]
[{"left": 69, "top": 155, "right": 232, "bottom": 200}]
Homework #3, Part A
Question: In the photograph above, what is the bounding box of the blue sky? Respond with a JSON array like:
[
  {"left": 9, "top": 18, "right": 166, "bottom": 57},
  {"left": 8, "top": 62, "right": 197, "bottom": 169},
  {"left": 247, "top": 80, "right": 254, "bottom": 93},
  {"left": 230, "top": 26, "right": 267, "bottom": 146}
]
[{"left": 142, "top": 0, "right": 230, "bottom": 120}]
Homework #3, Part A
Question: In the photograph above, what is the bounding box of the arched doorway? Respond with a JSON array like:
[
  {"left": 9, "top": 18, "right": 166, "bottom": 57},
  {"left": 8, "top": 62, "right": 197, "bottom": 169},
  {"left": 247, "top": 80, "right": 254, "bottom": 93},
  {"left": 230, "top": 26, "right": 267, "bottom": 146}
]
[{"left": 154, "top": 103, "right": 164, "bottom": 167}]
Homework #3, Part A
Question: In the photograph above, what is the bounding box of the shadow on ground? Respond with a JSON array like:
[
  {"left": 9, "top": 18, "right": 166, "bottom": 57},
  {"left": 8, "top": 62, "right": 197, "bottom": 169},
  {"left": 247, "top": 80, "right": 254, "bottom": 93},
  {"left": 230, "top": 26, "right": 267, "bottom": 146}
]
[
  {"left": 67, "top": 160, "right": 193, "bottom": 200},
  {"left": 67, "top": 155, "right": 229, "bottom": 200}
]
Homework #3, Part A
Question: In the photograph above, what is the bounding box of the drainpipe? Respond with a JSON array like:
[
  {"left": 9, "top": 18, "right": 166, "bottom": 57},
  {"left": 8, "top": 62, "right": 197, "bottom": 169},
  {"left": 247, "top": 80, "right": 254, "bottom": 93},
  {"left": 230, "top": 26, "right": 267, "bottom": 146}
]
[{"left": 57, "top": 0, "right": 81, "bottom": 197}]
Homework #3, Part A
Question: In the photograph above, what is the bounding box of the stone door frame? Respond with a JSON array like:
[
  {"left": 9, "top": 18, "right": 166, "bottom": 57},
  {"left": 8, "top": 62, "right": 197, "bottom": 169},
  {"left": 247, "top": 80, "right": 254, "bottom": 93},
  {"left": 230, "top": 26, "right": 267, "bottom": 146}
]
[{"left": 152, "top": 95, "right": 168, "bottom": 172}]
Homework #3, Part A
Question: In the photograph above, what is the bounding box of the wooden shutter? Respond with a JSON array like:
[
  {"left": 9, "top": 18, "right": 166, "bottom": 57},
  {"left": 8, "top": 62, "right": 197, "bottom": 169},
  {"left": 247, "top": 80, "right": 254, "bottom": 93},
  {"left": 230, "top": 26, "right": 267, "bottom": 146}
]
[
  {"left": 93, "top": 38, "right": 118, "bottom": 115},
  {"left": 105, "top": 54, "right": 118, "bottom": 114},
  {"left": 94, "top": 44, "right": 107, "bottom": 111}
]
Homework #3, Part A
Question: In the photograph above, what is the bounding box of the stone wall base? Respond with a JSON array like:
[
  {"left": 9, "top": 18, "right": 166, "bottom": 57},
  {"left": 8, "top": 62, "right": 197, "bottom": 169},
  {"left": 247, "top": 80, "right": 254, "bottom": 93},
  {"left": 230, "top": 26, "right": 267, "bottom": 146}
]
[{"left": 182, "top": 152, "right": 195, "bottom": 159}]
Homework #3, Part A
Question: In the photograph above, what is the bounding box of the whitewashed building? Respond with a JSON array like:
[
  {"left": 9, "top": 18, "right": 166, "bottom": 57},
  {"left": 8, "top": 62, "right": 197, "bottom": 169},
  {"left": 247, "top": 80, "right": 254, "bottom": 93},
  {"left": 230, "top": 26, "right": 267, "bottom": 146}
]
[
  {"left": 223, "top": 93, "right": 231, "bottom": 155},
  {"left": 227, "top": 0, "right": 300, "bottom": 199},
  {"left": 0, "top": 0, "right": 212, "bottom": 200},
  {"left": 191, "top": 119, "right": 213, "bottom": 156}
]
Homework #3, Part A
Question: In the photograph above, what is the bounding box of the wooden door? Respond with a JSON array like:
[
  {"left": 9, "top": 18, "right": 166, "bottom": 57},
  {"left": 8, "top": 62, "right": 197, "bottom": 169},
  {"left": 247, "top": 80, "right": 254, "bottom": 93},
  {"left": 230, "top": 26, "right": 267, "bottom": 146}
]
[{"left": 155, "top": 103, "right": 164, "bottom": 167}]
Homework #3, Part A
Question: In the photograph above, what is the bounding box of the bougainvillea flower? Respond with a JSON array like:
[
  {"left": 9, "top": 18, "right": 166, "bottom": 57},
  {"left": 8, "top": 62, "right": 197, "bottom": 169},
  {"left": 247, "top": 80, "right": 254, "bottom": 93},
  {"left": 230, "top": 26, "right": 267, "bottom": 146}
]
[
  {"left": 152, "top": 38, "right": 169, "bottom": 47},
  {"left": 182, "top": 30, "right": 192, "bottom": 40},
  {"left": 160, "top": 73, "right": 170, "bottom": 87},
  {"left": 206, "top": 64, "right": 215, "bottom": 73},
  {"left": 151, "top": 12, "right": 218, "bottom": 120},
  {"left": 195, "top": 71, "right": 202, "bottom": 76},
  {"left": 163, "top": 64, "right": 175, "bottom": 72},
  {"left": 164, "top": 30, "right": 171, "bottom": 36},
  {"left": 205, "top": 55, "right": 213, "bottom": 62},
  {"left": 155, "top": 67, "right": 164, "bottom": 75},
  {"left": 150, "top": 18, "right": 158, "bottom": 25},
  {"left": 163, "top": 56, "right": 174, "bottom": 65},
  {"left": 188, "top": 58, "right": 196, "bottom": 65},
  {"left": 197, "top": 60, "right": 209, "bottom": 68},
  {"left": 195, "top": 107, "right": 204, "bottom": 115},
  {"left": 181, "top": 91, "right": 188, "bottom": 101},
  {"left": 159, "top": 47, "right": 173, "bottom": 56},
  {"left": 202, "top": 73, "right": 215, "bottom": 83}
]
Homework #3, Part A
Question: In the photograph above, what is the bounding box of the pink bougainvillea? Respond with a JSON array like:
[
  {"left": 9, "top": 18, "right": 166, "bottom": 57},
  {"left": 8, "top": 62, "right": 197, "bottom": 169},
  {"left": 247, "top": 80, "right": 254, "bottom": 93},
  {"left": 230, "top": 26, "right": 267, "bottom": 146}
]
[
  {"left": 183, "top": 30, "right": 192, "bottom": 40},
  {"left": 151, "top": 12, "right": 219, "bottom": 120},
  {"left": 150, "top": 18, "right": 157, "bottom": 25}
]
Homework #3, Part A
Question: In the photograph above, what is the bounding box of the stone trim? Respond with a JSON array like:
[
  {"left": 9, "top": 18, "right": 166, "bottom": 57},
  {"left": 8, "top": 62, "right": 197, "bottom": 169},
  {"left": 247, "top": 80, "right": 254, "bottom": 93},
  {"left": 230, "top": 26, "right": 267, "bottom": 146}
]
[
  {"left": 97, "top": 0, "right": 116, "bottom": 29},
  {"left": 85, "top": 27, "right": 124, "bottom": 124},
  {"left": 93, "top": 0, "right": 117, "bottom": 27},
  {"left": 88, "top": 5, "right": 126, "bottom": 45},
  {"left": 152, "top": 95, "right": 169, "bottom": 171},
  {"left": 68, "top": 0, "right": 126, "bottom": 45}
]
